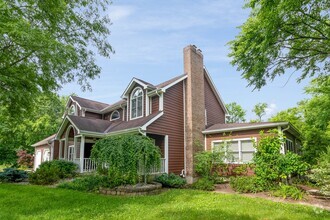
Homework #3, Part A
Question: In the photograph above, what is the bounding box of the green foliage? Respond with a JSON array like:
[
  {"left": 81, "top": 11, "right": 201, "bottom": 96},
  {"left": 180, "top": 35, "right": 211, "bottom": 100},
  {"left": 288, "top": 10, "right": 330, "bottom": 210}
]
[
  {"left": 271, "top": 184, "right": 305, "bottom": 200},
  {"left": 252, "top": 103, "right": 268, "bottom": 122},
  {"left": 270, "top": 76, "right": 330, "bottom": 164},
  {"left": 229, "top": 0, "right": 330, "bottom": 89},
  {"left": 230, "top": 176, "right": 267, "bottom": 193},
  {"left": 225, "top": 102, "right": 246, "bottom": 123},
  {"left": 0, "top": 0, "right": 113, "bottom": 117},
  {"left": 58, "top": 175, "right": 113, "bottom": 192},
  {"left": 0, "top": 168, "right": 28, "bottom": 182},
  {"left": 254, "top": 130, "right": 309, "bottom": 184},
  {"left": 155, "top": 173, "right": 186, "bottom": 188},
  {"left": 194, "top": 143, "right": 229, "bottom": 180},
  {"left": 0, "top": 94, "right": 67, "bottom": 164},
  {"left": 29, "top": 160, "right": 77, "bottom": 185},
  {"left": 191, "top": 178, "right": 215, "bottom": 191},
  {"left": 309, "top": 146, "right": 330, "bottom": 196},
  {"left": 91, "top": 134, "right": 161, "bottom": 185}
]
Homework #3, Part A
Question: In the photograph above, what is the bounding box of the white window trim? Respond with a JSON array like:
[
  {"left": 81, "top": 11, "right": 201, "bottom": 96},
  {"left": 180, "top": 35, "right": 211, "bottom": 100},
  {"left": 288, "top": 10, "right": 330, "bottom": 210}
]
[
  {"left": 285, "top": 138, "right": 294, "bottom": 153},
  {"left": 69, "top": 105, "right": 76, "bottom": 116},
  {"left": 211, "top": 137, "right": 257, "bottom": 164},
  {"left": 43, "top": 149, "right": 50, "bottom": 162},
  {"left": 110, "top": 110, "right": 120, "bottom": 121},
  {"left": 130, "top": 87, "right": 144, "bottom": 120}
]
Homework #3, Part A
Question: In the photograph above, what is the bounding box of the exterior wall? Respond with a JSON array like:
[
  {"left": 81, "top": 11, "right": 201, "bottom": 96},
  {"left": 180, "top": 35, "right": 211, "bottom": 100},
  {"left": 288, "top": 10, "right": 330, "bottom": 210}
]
[
  {"left": 205, "top": 128, "right": 273, "bottom": 151},
  {"left": 204, "top": 76, "right": 225, "bottom": 126},
  {"left": 34, "top": 144, "right": 51, "bottom": 170},
  {"left": 147, "top": 81, "right": 184, "bottom": 174},
  {"left": 104, "top": 108, "right": 124, "bottom": 121},
  {"left": 85, "top": 111, "right": 102, "bottom": 119},
  {"left": 53, "top": 140, "right": 59, "bottom": 160},
  {"left": 151, "top": 95, "right": 159, "bottom": 114}
]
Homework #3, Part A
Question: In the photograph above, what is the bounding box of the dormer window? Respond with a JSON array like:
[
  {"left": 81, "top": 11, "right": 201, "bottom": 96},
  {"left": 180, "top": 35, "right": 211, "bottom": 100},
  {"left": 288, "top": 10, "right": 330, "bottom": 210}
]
[
  {"left": 68, "top": 105, "right": 76, "bottom": 115},
  {"left": 130, "top": 87, "right": 143, "bottom": 119},
  {"left": 110, "top": 110, "right": 120, "bottom": 121}
]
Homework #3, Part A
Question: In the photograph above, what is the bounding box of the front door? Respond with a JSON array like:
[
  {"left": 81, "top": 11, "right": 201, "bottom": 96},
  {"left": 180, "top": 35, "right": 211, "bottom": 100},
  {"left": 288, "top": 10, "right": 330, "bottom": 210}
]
[{"left": 68, "top": 145, "right": 75, "bottom": 161}]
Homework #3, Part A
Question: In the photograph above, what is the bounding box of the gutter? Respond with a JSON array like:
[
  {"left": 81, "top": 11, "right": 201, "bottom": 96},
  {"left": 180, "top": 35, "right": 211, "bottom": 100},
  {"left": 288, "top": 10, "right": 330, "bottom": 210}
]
[{"left": 202, "top": 122, "right": 289, "bottom": 134}]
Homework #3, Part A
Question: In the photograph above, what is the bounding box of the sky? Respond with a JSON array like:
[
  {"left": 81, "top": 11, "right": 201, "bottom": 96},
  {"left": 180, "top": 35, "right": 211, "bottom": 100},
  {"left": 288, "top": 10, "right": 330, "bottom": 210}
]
[{"left": 59, "top": 0, "right": 311, "bottom": 121}]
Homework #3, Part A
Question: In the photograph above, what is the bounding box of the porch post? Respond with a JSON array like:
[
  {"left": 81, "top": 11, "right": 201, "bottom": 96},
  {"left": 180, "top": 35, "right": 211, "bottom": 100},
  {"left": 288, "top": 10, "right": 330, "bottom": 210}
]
[
  {"left": 79, "top": 135, "right": 85, "bottom": 173},
  {"left": 59, "top": 141, "right": 62, "bottom": 159},
  {"left": 165, "top": 135, "right": 169, "bottom": 173}
]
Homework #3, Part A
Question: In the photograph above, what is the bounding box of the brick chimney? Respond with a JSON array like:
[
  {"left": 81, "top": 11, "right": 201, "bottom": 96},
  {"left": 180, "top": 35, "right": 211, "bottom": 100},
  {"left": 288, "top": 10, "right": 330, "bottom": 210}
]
[{"left": 184, "top": 45, "right": 205, "bottom": 184}]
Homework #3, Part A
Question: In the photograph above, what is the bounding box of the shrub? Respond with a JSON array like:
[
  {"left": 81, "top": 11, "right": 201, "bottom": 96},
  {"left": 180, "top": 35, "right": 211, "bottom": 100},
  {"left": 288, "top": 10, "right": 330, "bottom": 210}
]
[
  {"left": 155, "top": 173, "right": 186, "bottom": 188},
  {"left": 91, "top": 134, "right": 161, "bottom": 185},
  {"left": 191, "top": 178, "right": 215, "bottom": 191},
  {"left": 271, "top": 184, "right": 305, "bottom": 200},
  {"left": 309, "top": 146, "right": 330, "bottom": 196},
  {"left": 0, "top": 168, "right": 28, "bottom": 182},
  {"left": 230, "top": 176, "right": 267, "bottom": 193},
  {"left": 29, "top": 160, "right": 77, "bottom": 185},
  {"left": 16, "top": 150, "right": 34, "bottom": 168},
  {"left": 254, "top": 130, "right": 309, "bottom": 184},
  {"left": 58, "top": 175, "right": 112, "bottom": 192}
]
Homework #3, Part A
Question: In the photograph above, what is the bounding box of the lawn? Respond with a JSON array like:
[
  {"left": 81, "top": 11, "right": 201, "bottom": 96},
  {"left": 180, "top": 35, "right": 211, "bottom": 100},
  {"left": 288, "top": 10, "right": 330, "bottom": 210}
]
[{"left": 0, "top": 184, "right": 329, "bottom": 220}]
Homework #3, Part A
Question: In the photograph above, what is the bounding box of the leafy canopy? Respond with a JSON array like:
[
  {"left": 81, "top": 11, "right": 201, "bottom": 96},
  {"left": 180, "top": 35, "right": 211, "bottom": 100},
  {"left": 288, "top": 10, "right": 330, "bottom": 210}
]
[
  {"left": 225, "top": 102, "right": 246, "bottom": 123},
  {"left": 229, "top": 0, "right": 330, "bottom": 89},
  {"left": 0, "top": 0, "right": 113, "bottom": 115},
  {"left": 252, "top": 102, "right": 268, "bottom": 122}
]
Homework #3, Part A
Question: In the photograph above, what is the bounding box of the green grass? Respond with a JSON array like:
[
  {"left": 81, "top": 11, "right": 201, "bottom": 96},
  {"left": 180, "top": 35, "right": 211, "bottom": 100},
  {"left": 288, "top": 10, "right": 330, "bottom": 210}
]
[{"left": 0, "top": 184, "right": 329, "bottom": 220}]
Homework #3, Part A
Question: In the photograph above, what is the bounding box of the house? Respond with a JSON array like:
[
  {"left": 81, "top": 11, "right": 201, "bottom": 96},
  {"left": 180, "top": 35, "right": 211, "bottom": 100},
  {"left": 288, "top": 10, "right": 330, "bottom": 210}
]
[{"left": 32, "top": 45, "right": 301, "bottom": 183}]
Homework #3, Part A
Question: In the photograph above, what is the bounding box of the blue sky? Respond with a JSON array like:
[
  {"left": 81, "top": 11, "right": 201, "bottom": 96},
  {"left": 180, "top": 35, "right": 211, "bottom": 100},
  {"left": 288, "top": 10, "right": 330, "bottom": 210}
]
[{"left": 59, "top": 0, "right": 311, "bottom": 121}]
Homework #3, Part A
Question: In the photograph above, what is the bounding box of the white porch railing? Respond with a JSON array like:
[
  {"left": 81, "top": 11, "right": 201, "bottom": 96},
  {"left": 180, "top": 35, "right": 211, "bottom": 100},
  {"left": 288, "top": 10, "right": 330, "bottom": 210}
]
[
  {"left": 83, "top": 158, "right": 97, "bottom": 172},
  {"left": 140, "top": 158, "right": 166, "bottom": 174}
]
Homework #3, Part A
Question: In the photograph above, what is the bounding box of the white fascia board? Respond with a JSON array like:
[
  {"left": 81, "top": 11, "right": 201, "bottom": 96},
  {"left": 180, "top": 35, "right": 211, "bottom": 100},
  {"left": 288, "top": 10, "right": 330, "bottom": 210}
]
[
  {"left": 203, "top": 67, "right": 228, "bottom": 115},
  {"left": 202, "top": 122, "right": 289, "bottom": 134},
  {"left": 141, "top": 112, "right": 164, "bottom": 130},
  {"left": 79, "top": 130, "right": 105, "bottom": 138},
  {"left": 121, "top": 78, "right": 152, "bottom": 98},
  {"left": 101, "top": 102, "right": 127, "bottom": 113},
  {"left": 55, "top": 116, "right": 81, "bottom": 140},
  {"left": 161, "top": 75, "right": 188, "bottom": 92},
  {"left": 70, "top": 96, "right": 82, "bottom": 110}
]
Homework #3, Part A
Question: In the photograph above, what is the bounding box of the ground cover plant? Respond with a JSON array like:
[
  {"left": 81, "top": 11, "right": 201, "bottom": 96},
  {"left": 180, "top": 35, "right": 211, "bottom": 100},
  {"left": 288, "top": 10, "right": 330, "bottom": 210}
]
[
  {"left": 57, "top": 174, "right": 112, "bottom": 192},
  {"left": 0, "top": 184, "right": 328, "bottom": 220},
  {"left": 155, "top": 173, "right": 186, "bottom": 188}
]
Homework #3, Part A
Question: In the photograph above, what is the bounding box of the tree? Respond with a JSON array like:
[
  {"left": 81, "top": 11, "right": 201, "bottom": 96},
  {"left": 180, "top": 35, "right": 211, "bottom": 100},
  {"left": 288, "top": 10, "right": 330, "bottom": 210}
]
[
  {"left": 0, "top": 94, "right": 67, "bottom": 164},
  {"left": 0, "top": 0, "right": 113, "bottom": 116},
  {"left": 229, "top": 0, "right": 330, "bottom": 90},
  {"left": 225, "top": 102, "right": 246, "bottom": 123},
  {"left": 270, "top": 76, "right": 330, "bottom": 164},
  {"left": 252, "top": 103, "right": 268, "bottom": 122}
]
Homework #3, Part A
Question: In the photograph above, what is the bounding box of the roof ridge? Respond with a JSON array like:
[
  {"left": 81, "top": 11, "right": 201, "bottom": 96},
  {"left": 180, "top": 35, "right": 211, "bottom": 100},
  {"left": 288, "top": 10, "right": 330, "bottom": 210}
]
[{"left": 71, "top": 95, "right": 110, "bottom": 106}]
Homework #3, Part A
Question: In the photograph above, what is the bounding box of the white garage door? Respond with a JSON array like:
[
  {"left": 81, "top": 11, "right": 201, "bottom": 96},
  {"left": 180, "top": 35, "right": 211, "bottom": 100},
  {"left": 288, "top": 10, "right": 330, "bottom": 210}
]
[{"left": 34, "top": 151, "right": 42, "bottom": 170}]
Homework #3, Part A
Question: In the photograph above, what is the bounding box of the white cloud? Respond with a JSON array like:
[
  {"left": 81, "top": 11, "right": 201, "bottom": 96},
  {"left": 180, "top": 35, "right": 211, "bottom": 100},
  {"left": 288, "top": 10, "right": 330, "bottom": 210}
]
[
  {"left": 265, "top": 103, "right": 277, "bottom": 118},
  {"left": 109, "top": 6, "right": 134, "bottom": 22}
]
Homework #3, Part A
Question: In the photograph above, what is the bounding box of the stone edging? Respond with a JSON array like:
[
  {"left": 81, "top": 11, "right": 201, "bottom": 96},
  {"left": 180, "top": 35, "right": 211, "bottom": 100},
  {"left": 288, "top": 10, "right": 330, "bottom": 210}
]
[{"left": 99, "top": 182, "right": 162, "bottom": 196}]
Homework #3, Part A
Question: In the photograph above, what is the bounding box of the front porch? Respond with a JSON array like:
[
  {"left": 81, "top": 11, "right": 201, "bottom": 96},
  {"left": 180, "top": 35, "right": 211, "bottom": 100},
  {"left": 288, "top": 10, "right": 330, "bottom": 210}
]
[{"left": 58, "top": 125, "right": 167, "bottom": 173}]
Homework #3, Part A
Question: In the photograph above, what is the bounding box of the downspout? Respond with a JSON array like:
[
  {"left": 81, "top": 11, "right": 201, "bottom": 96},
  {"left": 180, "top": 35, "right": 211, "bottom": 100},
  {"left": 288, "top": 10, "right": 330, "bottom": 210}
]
[{"left": 182, "top": 80, "right": 186, "bottom": 177}]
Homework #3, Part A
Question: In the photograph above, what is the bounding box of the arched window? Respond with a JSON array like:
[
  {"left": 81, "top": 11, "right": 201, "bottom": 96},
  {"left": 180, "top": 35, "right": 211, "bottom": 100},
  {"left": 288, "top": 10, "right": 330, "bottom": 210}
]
[
  {"left": 130, "top": 87, "right": 143, "bottom": 119},
  {"left": 68, "top": 105, "right": 75, "bottom": 115},
  {"left": 110, "top": 110, "right": 120, "bottom": 121}
]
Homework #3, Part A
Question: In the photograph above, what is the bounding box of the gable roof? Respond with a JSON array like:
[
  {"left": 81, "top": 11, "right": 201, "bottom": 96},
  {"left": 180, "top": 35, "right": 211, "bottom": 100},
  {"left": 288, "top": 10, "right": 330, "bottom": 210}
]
[
  {"left": 32, "top": 134, "right": 56, "bottom": 147},
  {"left": 56, "top": 112, "right": 164, "bottom": 138},
  {"left": 71, "top": 96, "right": 109, "bottom": 111}
]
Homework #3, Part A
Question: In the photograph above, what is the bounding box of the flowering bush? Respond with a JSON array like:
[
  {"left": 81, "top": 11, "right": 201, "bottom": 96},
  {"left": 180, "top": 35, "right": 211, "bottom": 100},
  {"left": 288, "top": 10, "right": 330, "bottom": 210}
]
[{"left": 17, "top": 150, "right": 34, "bottom": 168}]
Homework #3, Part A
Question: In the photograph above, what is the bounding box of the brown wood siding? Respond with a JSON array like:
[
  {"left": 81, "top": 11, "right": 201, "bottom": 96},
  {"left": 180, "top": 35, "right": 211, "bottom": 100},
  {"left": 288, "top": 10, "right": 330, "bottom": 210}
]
[
  {"left": 147, "top": 82, "right": 184, "bottom": 174},
  {"left": 151, "top": 96, "right": 159, "bottom": 114},
  {"left": 53, "top": 140, "right": 59, "bottom": 159},
  {"left": 104, "top": 109, "right": 123, "bottom": 121},
  {"left": 204, "top": 76, "right": 225, "bottom": 126},
  {"left": 85, "top": 111, "right": 102, "bottom": 119}
]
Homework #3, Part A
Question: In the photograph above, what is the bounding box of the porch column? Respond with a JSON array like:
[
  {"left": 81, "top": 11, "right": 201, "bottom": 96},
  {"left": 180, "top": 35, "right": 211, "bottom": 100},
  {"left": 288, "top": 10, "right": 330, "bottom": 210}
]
[
  {"left": 79, "top": 135, "right": 85, "bottom": 173},
  {"left": 165, "top": 135, "right": 169, "bottom": 173},
  {"left": 59, "top": 141, "right": 62, "bottom": 159}
]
